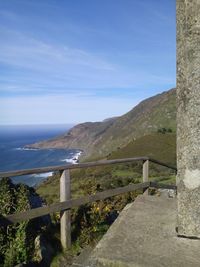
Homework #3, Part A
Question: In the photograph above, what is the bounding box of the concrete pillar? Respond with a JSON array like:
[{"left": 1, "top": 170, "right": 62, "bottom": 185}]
[{"left": 177, "top": 0, "right": 200, "bottom": 237}]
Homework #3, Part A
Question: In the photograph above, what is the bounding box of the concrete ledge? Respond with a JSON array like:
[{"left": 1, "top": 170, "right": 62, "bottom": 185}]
[{"left": 87, "top": 195, "right": 200, "bottom": 267}]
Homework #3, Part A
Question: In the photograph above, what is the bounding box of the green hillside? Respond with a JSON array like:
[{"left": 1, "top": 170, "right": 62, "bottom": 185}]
[
  {"left": 108, "top": 132, "right": 176, "bottom": 166},
  {"left": 90, "top": 88, "right": 176, "bottom": 160},
  {"left": 28, "top": 88, "right": 176, "bottom": 161}
]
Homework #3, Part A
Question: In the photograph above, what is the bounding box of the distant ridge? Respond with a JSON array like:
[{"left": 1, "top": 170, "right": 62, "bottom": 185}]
[{"left": 28, "top": 88, "right": 176, "bottom": 160}]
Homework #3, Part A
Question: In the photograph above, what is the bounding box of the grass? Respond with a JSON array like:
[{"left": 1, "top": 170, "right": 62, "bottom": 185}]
[
  {"left": 112, "top": 169, "right": 140, "bottom": 179},
  {"left": 150, "top": 175, "right": 176, "bottom": 184},
  {"left": 108, "top": 132, "right": 176, "bottom": 165}
]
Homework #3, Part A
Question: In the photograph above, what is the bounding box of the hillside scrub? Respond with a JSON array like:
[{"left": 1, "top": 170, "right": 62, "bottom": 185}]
[
  {"left": 37, "top": 168, "right": 144, "bottom": 265},
  {"left": 36, "top": 131, "right": 177, "bottom": 264},
  {"left": 0, "top": 178, "right": 51, "bottom": 267},
  {"left": 36, "top": 154, "right": 176, "bottom": 254}
]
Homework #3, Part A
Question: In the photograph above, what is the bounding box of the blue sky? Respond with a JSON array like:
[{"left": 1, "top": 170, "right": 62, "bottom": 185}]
[{"left": 0, "top": 0, "right": 176, "bottom": 125}]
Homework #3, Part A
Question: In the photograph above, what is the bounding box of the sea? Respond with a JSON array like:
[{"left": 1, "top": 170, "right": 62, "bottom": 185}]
[{"left": 0, "top": 124, "right": 82, "bottom": 187}]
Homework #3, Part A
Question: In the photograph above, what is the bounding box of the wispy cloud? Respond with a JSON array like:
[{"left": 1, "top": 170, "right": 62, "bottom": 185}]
[
  {"left": 0, "top": 27, "right": 114, "bottom": 71},
  {"left": 0, "top": 0, "right": 176, "bottom": 124},
  {"left": 0, "top": 27, "right": 174, "bottom": 94}
]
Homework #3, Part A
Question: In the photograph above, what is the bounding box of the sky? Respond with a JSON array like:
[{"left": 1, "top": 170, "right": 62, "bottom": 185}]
[{"left": 0, "top": 0, "right": 176, "bottom": 125}]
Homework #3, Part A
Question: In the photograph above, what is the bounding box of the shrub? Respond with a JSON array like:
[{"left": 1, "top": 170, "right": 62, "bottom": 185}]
[
  {"left": 0, "top": 178, "right": 40, "bottom": 266},
  {"left": 157, "top": 128, "right": 173, "bottom": 134}
]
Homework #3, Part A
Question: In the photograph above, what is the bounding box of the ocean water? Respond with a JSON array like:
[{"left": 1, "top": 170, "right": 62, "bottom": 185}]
[{"left": 0, "top": 124, "right": 82, "bottom": 187}]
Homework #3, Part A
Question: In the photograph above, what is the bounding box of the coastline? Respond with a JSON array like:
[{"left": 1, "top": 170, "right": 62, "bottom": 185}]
[
  {"left": 29, "top": 149, "right": 84, "bottom": 187},
  {"left": 0, "top": 124, "right": 82, "bottom": 187},
  {"left": 9, "top": 148, "right": 84, "bottom": 187}
]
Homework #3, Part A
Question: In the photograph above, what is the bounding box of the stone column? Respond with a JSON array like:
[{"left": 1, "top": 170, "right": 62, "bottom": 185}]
[{"left": 177, "top": 0, "right": 200, "bottom": 237}]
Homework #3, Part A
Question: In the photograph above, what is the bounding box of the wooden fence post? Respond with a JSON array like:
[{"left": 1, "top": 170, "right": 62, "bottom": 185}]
[
  {"left": 143, "top": 160, "right": 149, "bottom": 194},
  {"left": 60, "top": 169, "right": 71, "bottom": 249}
]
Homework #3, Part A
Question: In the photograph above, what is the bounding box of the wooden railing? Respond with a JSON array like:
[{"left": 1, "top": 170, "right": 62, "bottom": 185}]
[{"left": 0, "top": 157, "right": 177, "bottom": 249}]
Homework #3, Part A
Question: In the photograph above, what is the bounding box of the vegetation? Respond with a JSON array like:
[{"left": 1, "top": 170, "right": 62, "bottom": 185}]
[
  {"left": 37, "top": 165, "right": 145, "bottom": 265},
  {"left": 108, "top": 132, "right": 176, "bottom": 166},
  {"left": 157, "top": 127, "right": 173, "bottom": 134},
  {"left": 0, "top": 178, "right": 38, "bottom": 266},
  {"left": 34, "top": 131, "right": 177, "bottom": 264}
]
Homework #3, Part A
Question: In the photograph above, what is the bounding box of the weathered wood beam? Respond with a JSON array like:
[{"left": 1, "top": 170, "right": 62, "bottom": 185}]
[
  {"left": 0, "top": 182, "right": 150, "bottom": 226},
  {"left": 149, "top": 158, "right": 177, "bottom": 172},
  {"left": 0, "top": 157, "right": 149, "bottom": 178},
  {"left": 0, "top": 157, "right": 177, "bottom": 178}
]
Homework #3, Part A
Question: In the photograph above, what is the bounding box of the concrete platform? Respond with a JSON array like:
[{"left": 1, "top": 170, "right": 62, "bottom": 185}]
[{"left": 86, "top": 194, "right": 200, "bottom": 267}]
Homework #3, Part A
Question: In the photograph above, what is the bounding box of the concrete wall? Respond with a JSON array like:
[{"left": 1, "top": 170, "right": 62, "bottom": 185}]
[{"left": 177, "top": 0, "right": 200, "bottom": 237}]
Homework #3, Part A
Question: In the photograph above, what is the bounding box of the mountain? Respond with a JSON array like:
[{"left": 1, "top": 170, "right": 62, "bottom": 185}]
[{"left": 28, "top": 88, "right": 176, "bottom": 160}]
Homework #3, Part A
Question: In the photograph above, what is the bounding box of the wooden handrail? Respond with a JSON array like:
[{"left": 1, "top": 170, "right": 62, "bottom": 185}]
[
  {"left": 0, "top": 182, "right": 150, "bottom": 227},
  {"left": 150, "top": 181, "right": 177, "bottom": 190},
  {"left": 148, "top": 158, "right": 177, "bottom": 171},
  {"left": 0, "top": 157, "right": 176, "bottom": 178},
  {"left": 0, "top": 157, "right": 177, "bottom": 249}
]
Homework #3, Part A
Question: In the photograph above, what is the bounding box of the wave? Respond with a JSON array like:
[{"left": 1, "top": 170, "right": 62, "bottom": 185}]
[
  {"left": 30, "top": 172, "right": 53, "bottom": 183},
  {"left": 31, "top": 172, "right": 53, "bottom": 178},
  {"left": 14, "top": 147, "right": 39, "bottom": 151},
  {"left": 9, "top": 148, "right": 83, "bottom": 186},
  {"left": 12, "top": 172, "right": 54, "bottom": 187},
  {"left": 29, "top": 172, "right": 53, "bottom": 187},
  {"left": 61, "top": 158, "right": 77, "bottom": 164},
  {"left": 61, "top": 150, "right": 83, "bottom": 164}
]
